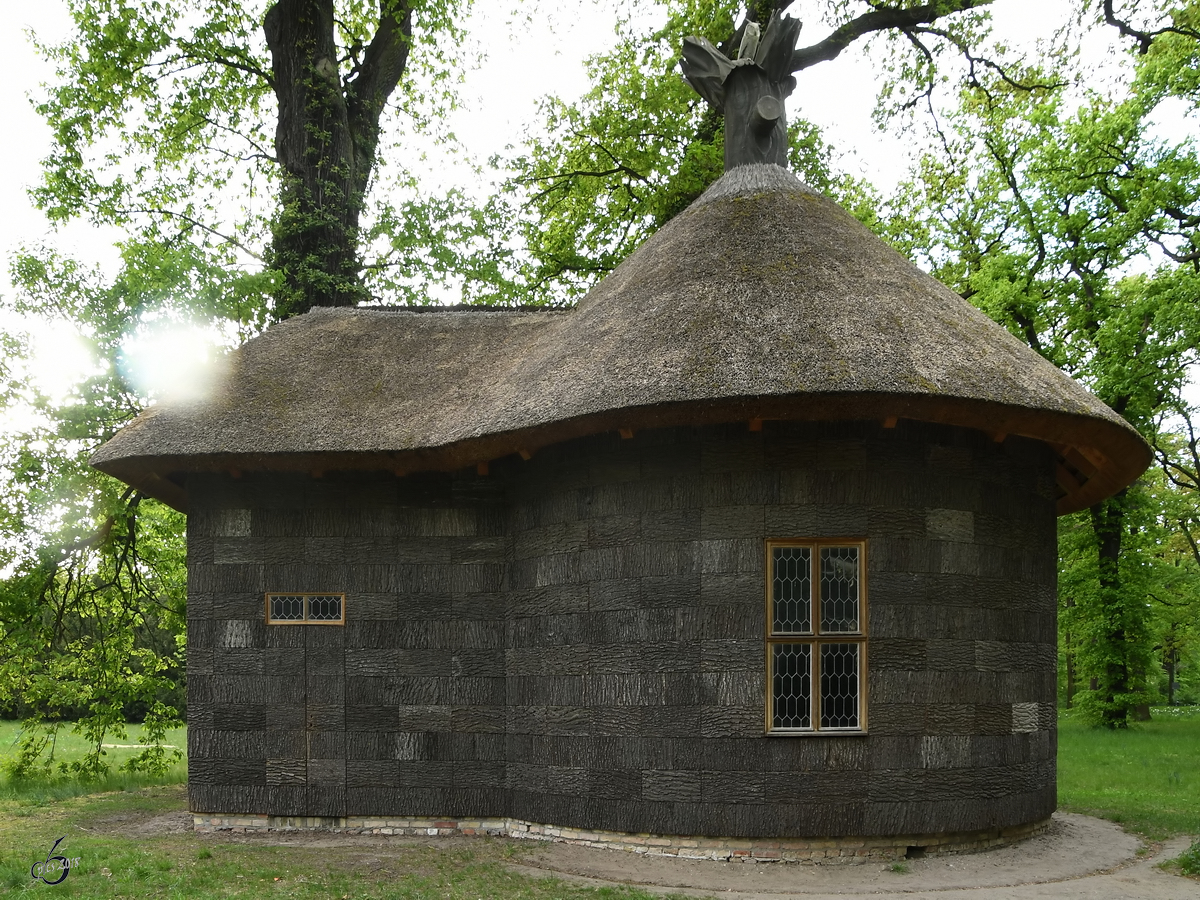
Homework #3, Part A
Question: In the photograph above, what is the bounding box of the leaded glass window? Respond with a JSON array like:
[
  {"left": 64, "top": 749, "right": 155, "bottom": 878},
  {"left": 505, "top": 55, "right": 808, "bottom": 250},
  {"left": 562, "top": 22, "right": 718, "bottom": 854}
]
[
  {"left": 820, "top": 643, "right": 860, "bottom": 729},
  {"left": 265, "top": 593, "right": 346, "bottom": 625},
  {"left": 820, "top": 546, "right": 859, "bottom": 632},
  {"left": 771, "top": 643, "right": 812, "bottom": 729},
  {"left": 766, "top": 541, "right": 866, "bottom": 733},
  {"left": 772, "top": 546, "right": 811, "bottom": 633}
]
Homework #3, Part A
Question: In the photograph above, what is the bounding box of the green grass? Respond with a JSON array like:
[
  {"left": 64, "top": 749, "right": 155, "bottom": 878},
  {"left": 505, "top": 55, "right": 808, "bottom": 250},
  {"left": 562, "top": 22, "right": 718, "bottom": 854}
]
[
  {"left": 1057, "top": 706, "right": 1200, "bottom": 840},
  {"left": 0, "top": 721, "right": 676, "bottom": 897},
  {"left": 0, "top": 785, "right": 680, "bottom": 899},
  {"left": 0, "top": 711, "right": 1196, "bottom": 895},
  {"left": 0, "top": 721, "right": 186, "bottom": 804},
  {"left": 1177, "top": 839, "right": 1200, "bottom": 876}
]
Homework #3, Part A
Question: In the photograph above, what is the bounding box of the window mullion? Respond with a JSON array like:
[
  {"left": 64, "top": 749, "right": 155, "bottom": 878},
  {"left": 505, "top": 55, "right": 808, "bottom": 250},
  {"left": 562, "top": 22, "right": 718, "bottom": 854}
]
[{"left": 811, "top": 547, "right": 821, "bottom": 732}]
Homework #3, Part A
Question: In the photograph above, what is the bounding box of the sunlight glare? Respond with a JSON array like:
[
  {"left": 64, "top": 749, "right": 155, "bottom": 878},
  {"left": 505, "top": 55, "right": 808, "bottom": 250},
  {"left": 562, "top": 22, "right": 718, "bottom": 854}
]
[
  {"left": 29, "top": 319, "right": 102, "bottom": 404},
  {"left": 121, "top": 320, "right": 230, "bottom": 406}
]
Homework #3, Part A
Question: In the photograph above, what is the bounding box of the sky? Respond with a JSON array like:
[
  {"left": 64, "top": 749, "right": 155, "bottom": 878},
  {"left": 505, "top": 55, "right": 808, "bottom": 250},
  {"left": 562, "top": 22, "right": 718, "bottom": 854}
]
[{"left": 0, "top": 0, "right": 1165, "bottom": 406}]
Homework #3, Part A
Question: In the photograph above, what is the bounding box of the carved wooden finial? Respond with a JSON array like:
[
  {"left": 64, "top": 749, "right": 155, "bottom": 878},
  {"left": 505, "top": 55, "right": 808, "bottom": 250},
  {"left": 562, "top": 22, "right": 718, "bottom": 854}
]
[{"left": 680, "top": 13, "right": 803, "bottom": 170}]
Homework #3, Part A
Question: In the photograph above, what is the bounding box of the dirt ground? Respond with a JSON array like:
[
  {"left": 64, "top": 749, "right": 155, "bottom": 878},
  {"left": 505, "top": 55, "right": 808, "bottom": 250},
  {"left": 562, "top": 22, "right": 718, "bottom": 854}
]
[
  {"left": 511, "top": 813, "right": 1200, "bottom": 899},
  {"left": 132, "top": 805, "right": 1199, "bottom": 899}
]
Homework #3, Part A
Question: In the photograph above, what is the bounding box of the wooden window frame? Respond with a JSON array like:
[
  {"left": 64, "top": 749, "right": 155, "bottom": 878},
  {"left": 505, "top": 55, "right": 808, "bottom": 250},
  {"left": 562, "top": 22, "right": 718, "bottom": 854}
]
[
  {"left": 765, "top": 539, "right": 868, "bottom": 735},
  {"left": 264, "top": 592, "right": 347, "bottom": 625}
]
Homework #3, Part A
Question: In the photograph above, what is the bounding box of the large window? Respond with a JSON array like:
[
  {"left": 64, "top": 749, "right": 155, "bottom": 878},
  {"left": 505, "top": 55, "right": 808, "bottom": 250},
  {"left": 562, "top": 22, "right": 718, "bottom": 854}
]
[{"left": 766, "top": 541, "right": 866, "bottom": 734}]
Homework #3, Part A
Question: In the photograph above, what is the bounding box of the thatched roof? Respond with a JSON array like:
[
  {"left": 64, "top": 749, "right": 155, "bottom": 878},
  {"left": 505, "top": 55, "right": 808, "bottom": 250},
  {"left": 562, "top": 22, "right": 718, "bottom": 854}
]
[{"left": 92, "top": 164, "right": 1147, "bottom": 515}]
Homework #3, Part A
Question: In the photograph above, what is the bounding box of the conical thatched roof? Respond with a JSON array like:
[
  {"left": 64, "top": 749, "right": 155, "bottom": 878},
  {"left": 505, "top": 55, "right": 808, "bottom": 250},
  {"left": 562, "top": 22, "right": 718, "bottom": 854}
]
[{"left": 92, "top": 164, "right": 1147, "bottom": 514}]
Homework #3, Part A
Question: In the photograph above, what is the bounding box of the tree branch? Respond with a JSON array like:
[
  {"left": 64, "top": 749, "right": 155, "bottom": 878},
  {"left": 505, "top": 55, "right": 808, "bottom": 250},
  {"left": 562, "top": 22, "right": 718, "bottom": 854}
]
[
  {"left": 1146, "top": 234, "right": 1200, "bottom": 264},
  {"left": 518, "top": 166, "right": 646, "bottom": 206},
  {"left": 913, "top": 24, "right": 1066, "bottom": 95},
  {"left": 1102, "top": 0, "right": 1200, "bottom": 55},
  {"left": 175, "top": 40, "right": 275, "bottom": 89},
  {"left": 345, "top": 0, "right": 414, "bottom": 200},
  {"left": 790, "top": 0, "right": 993, "bottom": 71},
  {"left": 1177, "top": 517, "right": 1200, "bottom": 569},
  {"left": 116, "top": 206, "right": 265, "bottom": 261}
]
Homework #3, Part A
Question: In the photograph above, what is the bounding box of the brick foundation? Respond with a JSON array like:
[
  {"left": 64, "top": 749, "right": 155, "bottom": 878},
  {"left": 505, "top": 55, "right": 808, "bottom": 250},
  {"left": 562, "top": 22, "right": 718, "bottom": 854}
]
[{"left": 192, "top": 812, "right": 1052, "bottom": 863}]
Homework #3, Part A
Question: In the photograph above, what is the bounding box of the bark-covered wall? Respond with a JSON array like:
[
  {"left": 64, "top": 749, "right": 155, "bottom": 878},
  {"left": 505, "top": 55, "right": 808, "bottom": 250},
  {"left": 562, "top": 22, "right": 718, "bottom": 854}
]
[
  {"left": 186, "top": 419, "right": 1058, "bottom": 837},
  {"left": 186, "top": 472, "right": 507, "bottom": 819}
]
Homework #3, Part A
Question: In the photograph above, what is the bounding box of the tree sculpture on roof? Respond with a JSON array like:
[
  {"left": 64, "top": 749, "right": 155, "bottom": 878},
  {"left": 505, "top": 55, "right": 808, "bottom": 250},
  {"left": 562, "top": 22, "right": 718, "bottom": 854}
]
[{"left": 680, "top": 13, "right": 804, "bottom": 170}]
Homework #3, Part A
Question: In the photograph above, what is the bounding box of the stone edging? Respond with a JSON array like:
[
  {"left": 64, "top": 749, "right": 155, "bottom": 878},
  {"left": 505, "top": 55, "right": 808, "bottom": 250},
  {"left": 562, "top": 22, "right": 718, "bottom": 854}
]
[{"left": 192, "top": 813, "right": 1052, "bottom": 863}]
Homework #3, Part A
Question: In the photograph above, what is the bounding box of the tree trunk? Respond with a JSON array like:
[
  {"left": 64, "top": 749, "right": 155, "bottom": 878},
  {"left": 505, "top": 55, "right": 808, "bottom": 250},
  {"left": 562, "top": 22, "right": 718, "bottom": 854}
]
[
  {"left": 1065, "top": 629, "right": 1076, "bottom": 708},
  {"left": 1167, "top": 655, "right": 1175, "bottom": 706},
  {"left": 1090, "top": 490, "right": 1131, "bottom": 728},
  {"left": 264, "top": 0, "right": 413, "bottom": 318},
  {"left": 1164, "top": 627, "right": 1177, "bottom": 706}
]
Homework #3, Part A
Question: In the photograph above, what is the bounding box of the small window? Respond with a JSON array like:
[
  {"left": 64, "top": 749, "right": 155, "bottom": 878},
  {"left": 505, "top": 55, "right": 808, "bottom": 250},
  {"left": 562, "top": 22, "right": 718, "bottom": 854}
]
[
  {"left": 265, "top": 593, "right": 346, "bottom": 625},
  {"left": 766, "top": 541, "right": 866, "bottom": 733}
]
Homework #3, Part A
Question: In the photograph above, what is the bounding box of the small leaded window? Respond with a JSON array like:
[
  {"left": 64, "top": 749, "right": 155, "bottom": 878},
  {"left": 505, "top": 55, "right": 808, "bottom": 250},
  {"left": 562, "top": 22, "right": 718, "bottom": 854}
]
[
  {"left": 766, "top": 541, "right": 866, "bottom": 733},
  {"left": 265, "top": 593, "right": 346, "bottom": 625}
]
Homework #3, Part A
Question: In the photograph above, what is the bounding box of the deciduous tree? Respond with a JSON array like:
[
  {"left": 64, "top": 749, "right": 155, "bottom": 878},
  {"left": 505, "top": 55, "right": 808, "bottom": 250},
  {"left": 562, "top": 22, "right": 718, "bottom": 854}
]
[
  {"left": 2, "top": 0, "right": 471, "bottom": 774},
  {"left": 884, "top": 0, "right": 1200, "bottom": 724},
  {"left": 494, "top": 0, "right": 1006, "bottom": 301},
  {"left": 35, "top": 0, "right": 470, "bottom": 319}
]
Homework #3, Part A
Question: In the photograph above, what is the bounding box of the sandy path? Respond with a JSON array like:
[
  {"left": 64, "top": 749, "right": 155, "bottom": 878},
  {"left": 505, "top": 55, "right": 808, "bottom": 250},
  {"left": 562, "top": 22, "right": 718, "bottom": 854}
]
[
  {"left": 126, "top": 798, "right": 1198, "bottom": 898},
  {"left": 509, "top": 813, "right": 1200, "bottom": 899}
]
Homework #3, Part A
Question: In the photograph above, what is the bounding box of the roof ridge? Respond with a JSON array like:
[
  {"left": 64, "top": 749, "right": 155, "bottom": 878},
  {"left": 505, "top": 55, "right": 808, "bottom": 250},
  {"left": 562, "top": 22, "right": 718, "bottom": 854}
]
[
  {"left": 304, "top": 304, "right": 568, "bottom": 317},
  {"left": 693, "top": 163, "right": 819, "bottom": 207}
]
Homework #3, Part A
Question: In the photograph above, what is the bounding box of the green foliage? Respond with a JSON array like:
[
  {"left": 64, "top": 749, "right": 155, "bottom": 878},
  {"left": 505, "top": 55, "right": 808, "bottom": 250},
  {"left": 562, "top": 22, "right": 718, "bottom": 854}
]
[
  {"left": 1125, "top": 0, "right": 1200, "bottom": 110},
  {"left": 33, "top": 0, "right": 474, "bottom": 316},
  {"left": 1147, "top": 408, "right": 1200, "bottom": 706},
  {"left": 34, "top": 2, "right": 275, "bottom": 310},
  {"left": 0, "top": 721, "right": 186, "bottom": 801},
  {"left": 885, "top": 9, "right": 1200, "bottom": 726},
  {"left": 1178, "top": 838, "right": 1200, "bottom": 876},
  {"left": 1138, "top": 465, "right": 1200, "bottom": 707},
  {"left": 0, "top": 469, "right": 185, "bottom": 782},
  {"left": 493, "top": 4, "right": 734, "bottom": 302},
  {"left": 0, "top": 247, "right": 220, "bottom": 776},
  {"left": 1057, "top": 481, "right": 1198, "bottom": 726},
  {"left": 364, "top": 185, "right": 527, "bottom": 306},
  {"left": 491, "top": 0, "right": 879, "bottom": 304}
]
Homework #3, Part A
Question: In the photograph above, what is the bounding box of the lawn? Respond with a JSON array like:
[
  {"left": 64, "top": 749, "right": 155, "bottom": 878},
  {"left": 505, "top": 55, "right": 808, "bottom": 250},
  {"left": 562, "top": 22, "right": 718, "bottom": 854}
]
[
  {"left": 0, "top": 785, "right": 671, "bottom": 899},
  {"left": 0, "top": 721, "right": 187, "bottom": 803},
  {"left": 0, "top": 721, "right": 673, "bottom": 898},
  {"left": 0, "top": 710, "right": 1196, "bottom": 895},
  {"left": 1057, "top": 706, "right": 1200, "bottom": 840}
]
